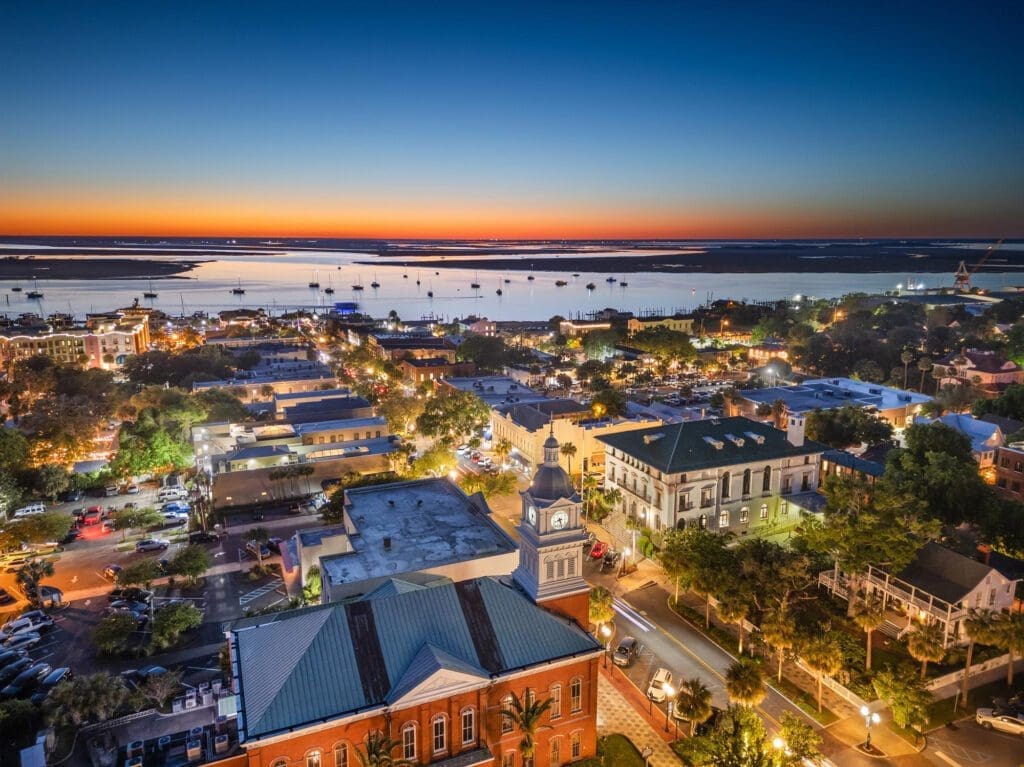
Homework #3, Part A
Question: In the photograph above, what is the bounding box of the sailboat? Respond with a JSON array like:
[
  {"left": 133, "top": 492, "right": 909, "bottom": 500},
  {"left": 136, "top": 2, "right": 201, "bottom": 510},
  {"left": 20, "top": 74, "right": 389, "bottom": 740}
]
[
  {"left": 606, "top": 276, "right": 617, "bottom": 283},
  {"left": 324, "top": 277, "right": 335, "bottom": 295},
  {"left": 370, "top": 273, "right": 380, "bottom": 289},
  {"left": 231, "top": 277, "right": 245, "bottom": 294},
  {"left": 308, "top": 270, "right": 320, "bottom": 288},
  {"left": 352, "top": 274, "right": 364, "bottom": 291},
  {"left": 11, "top": 281, "right": 22, "bottom": 293},
  {"left": 427, "top": 281, "right": 434, "bottom": 298},
  {"left": 26, "top": 280, "right": 43, "bottom": 299},
  {"left": 585, "top": 282, "right": 596, "bottom": 291},
  {"left": 144, "top": 279, "right": 158, "bottom": 298},
  {"left": 470, "top": 272, "right": 481, "bottom": 289},
  {"left": 496, "top": 281, "right": 503, "bottom": 296},
  {"left": 555, "top": 280, "right": 568, "bottom": 287}
]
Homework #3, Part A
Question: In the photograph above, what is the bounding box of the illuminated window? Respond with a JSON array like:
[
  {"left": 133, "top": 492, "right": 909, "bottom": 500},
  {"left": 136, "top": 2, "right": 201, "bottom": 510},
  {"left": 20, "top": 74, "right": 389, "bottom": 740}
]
[
  {"left": 333, "top": 744, "right": 348, "bottom": 767},
  {"left": 549, "top": 684, "right": 562, "bottom": 718},
  {"left": 306, "top": 751, "right": 322, "bottom": 767},
  {"left": 571, "top": 731, "right": 582, "bottom": 758},
  {"left": 461, "top": 708, "right": 475, "bottom": 745},
  {"left": 401, "top": 724, "right": 416, "bottom": 760},
  {"left": 570, "top": 677, "right": 582, "bottom": 712},
  {"left": 501, "top": 694, "right": 515, "bottom": 734},
  {"left": 432, "top": 715, "right": 447, "bottom": 753}
]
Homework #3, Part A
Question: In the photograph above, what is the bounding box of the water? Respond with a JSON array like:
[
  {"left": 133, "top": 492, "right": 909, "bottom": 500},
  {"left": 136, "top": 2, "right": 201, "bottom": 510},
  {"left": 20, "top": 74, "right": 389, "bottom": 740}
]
[{"left": 2, "top": 246, "right": 1021, "bottom": 321}]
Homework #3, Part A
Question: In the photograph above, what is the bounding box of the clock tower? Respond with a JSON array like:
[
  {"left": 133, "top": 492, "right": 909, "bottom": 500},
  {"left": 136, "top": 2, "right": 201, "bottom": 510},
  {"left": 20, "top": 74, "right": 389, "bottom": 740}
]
[{"left": 513, "top": 426, "right": 590, "bottom": 627}]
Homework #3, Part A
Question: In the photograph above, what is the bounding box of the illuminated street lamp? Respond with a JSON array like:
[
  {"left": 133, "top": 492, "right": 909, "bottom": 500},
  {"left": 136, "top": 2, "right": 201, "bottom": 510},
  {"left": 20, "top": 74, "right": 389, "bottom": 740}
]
[
  {"left": 601, "top": 624, "right": 612, "bottom": 668},
  {"left": 860, "top": 705, "right": 880, "bottom": 750},
  {"left": 663, "top": 682, "right": 675, "bottom": 732}
]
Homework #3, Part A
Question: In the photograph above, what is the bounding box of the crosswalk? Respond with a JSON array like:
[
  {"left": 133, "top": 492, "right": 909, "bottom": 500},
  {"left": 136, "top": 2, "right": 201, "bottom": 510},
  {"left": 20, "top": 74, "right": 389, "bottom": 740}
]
[{"left": 238, "top": 579, "right": 284, "bottom": 607}]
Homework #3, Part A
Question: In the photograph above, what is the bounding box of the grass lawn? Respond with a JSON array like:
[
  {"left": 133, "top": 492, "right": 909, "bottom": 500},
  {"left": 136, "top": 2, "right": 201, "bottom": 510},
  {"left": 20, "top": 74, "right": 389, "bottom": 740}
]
[
  {"left": 597, "top": 734, "right": 646, "bottom": 766},
  {"left": 771, "top": 677, "right": 839, "bottom": 726}
]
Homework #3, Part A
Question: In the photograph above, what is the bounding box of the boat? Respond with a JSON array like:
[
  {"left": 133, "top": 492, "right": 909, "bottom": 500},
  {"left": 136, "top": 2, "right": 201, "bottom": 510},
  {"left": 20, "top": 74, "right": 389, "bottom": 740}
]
[
  {"left": 11, "top": 282, "right": 22, "bottom": 293},
  {"left": 555, "top": 280, "right": 567, "bottom": 287},
  {"left": 496, "top": 288, "right": 503, "bottom": 296},
  {"left": 427, "top": 289, "right": 434, "bottom": 298},
  {"left": 309, "top": 270, "right": 320, "bottom": 288},
  {"left": 231, "top": 277, "right": 245, "bottom": 295},
  {"left": 143, "top": 279, "right": 158, "bottom": 298},
  {"left": 352, "top": 283, "right": 364, "bottom": 291},
  {"left": 606, "top": 276, "right": 617, "bottom": 283},
  {"left": 620, "top": 281, "right": 629, "bottom": 287},
  {"left": 572, "top": 273, "right": 580, "bottom": 277},
  {"left": 324, "top": 278, "right": 335, "bottom": 295},
  {"left": 27, "top": 280, "right": 43, "bottom": 299},
  {"left": 470, "top": 272, "right": 481, "bottom": 289},
  {"left": 370, "top": 274, "right": 380, "bottom": 288},
  {"left": 527, "top": 275, "right": 535, "bottom": 281},
  {"left": 504, "top": 278, "right": 511, "bottom": 284},
  {"left": 585, "top": 282, "right": 596, "bottom": 290}
]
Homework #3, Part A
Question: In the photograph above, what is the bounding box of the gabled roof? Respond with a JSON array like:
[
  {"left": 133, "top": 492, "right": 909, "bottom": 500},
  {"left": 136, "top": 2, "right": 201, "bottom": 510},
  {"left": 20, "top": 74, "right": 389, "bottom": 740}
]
[
  {"left": 937, "top": 349, "right": 1020, "bottom": 373},
  {"left": 915, "top": 414, "right": 1002, "bottom": 453},
  {"left": 895, "top": 542, "right": 1001, "bottom": 604},
  {"left": 822, "top": 449, "right": 886, "bottom": 478},
  {"left": 231, "top": 576, "right": 600, "bottom": 740},
  {"left": 597, "top": 416, "right": 824, "bottom": 474}
]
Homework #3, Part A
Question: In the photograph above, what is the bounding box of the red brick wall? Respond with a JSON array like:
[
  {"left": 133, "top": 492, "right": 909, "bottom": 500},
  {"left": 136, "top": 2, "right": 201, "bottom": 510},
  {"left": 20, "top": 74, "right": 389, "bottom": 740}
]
[{"left": 240, "top": 656, "right": 599, "bottom": 767}]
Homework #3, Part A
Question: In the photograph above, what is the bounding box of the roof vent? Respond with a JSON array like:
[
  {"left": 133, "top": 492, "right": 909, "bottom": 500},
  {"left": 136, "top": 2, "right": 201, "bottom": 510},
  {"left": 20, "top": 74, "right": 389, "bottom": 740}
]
[
  {"left": 387, "top": 499, "right": 395, "bottom": 507},
  {"left": 744, "top": 431, "right": 766, "bottom": 445},
  {"left": 724, "top": 433, "right": 745, "bottom": 447},
  {"left": 703, "top": 436, "right": 725, "bottom": 450},
  {"left": 643, "top": 433, "right": 665, "bottom": 445}
]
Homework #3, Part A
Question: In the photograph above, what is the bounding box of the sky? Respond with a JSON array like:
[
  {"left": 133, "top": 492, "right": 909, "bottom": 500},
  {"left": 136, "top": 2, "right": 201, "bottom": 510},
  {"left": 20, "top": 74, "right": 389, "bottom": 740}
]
[{"left": 1, "top": 1, "right": 1022, "bottom": 239}]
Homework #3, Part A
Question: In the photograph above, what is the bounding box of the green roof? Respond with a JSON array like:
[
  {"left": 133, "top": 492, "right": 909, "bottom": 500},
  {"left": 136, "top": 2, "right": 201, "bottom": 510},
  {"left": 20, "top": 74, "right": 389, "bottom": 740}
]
[
  {"left": 597, "top": 416, "right": 825, "bottom": 474},
  {"left": 231, "top": 577, "right": 600, "bottom": 740}
]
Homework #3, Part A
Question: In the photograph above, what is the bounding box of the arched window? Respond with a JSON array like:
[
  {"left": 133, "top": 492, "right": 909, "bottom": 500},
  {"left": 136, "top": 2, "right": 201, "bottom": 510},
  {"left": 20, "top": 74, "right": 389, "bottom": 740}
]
[
  {"left": 271, "top": 760, "right": 287, "bottom": 767},
  {"left": 501, "top": 694, "right": 514, "bottom": 733},
  {"left": 719, "top": 509, "right": 729, "bottom": 528},
  {"left": 306, "top": 751, "right": 322, "bottom": 767},
  {"left": 721, "top": 472, "right": 730, "bottom": 499},
  {"left": 461, "top": 707, "right": 476, "bottom": 745},
  {"left": 432, "top": 714, "right": 447, "bottom": 753},
  {"left": 762, "top": 466, "right": 772, "bottom": 493},
  {"left": 742, "top": 469, "right": 751, "bottom": 496},
  {"left": 699, "top": 514, "right": 707, "bottom": 529},
  {"left": 759, "top": 503, "right": 768, "bottom": 520},
  {"left": 571, "top": 730, "right": 582, "bottom": 759},
  {"left": 333, "top": 743, "right": 349, "bottom": 767},
  {"left": 739, "top": 507, "right": 748, "bottom": 523},
  {"left": 550, "top": 738, "right": 561, "bottom": 764},
  {"left": 401, "top": 723, "right": 417, "bottom": 760},
  {"left": 570, "top": 677, "right": 583, "bottom": 712},
  {"left": 549, "top": 684, "right": 562, "bottom": 718}
]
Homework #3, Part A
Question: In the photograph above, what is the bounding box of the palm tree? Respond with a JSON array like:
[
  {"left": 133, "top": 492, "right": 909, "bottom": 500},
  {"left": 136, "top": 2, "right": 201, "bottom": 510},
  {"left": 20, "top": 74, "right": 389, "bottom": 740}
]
[
  {"left": 560, "top": 442, "right": 578, "bottom": 478},
  {"left": 716, "top": 592, "right": 750, "bottom": 655},
  {"left": 356, "top": 732, "right": 411, "bottom": 767},
  {"left": 44, "top": 672, "right": 129, "bottom": 728},
  {"left": 917, "top": 356, "right": 933, "bottom": 392},
  {"left": 901, "top": 348, "right": 916, "bottom": 389},
  {"left": 907, "top": 621, "right": 946, "bottom": 679},
  {"left": 675, "top": 677, "right": 713, "bottom": 735},
  {"left": 589, "top": 586, "right": 614, "bottom": 631},
  {"left": 961, "top": 609, "right": 997, "bottom": 709},
  {"left": 851, "top": 594, "right": 886, "bottom": 671},
  {"left": 245, "top": 526, "right": 270, "bottom": 566},
  {"left": 725, "top": 657, "right": 765, "bottom": 707},
  {"left": 771, "top": 398, "right": 788, "bottom": 429},
  {"left": 760, "top": 608, "right": 797, "bottom": 683},
  {"left": 501, "top": 691, "right": 553, "bottom": 761},
  {"left": 494, "top": 439, "right": 512, "bottom": 466},
  {"left": 802, "top": 633, "right": 843, "bottom": 713},
  {"left": 991, "top": 612, "right": 1024, "bottom": 687},
  {"left": 16, "top": 559, "right": 54, "bottom": 606}
]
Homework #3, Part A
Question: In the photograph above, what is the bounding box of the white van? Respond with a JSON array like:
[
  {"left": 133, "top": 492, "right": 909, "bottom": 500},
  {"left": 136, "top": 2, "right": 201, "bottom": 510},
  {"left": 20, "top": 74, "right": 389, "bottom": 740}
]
[
  {"left": 158, "top": 487, "right": 188, "bottom": 502},
  {"left": 12, "top": 503, "right": 46, "bottom": 518}
]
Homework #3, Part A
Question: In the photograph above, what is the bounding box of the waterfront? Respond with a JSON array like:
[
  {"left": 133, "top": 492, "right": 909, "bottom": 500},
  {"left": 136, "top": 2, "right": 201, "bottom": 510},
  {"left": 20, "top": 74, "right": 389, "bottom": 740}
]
[{"left": 2, "top": 243, "right": 1023, "bottom": 321}]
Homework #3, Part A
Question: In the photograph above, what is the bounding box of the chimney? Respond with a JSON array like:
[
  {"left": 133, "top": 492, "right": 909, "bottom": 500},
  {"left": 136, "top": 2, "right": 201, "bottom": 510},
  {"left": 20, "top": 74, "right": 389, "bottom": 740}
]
[
  {"left": 786, "top": 414, "right": 805, "bottom": 447},
  {"left": 976, "top": 543, "right": 991, "bottom": 565}
]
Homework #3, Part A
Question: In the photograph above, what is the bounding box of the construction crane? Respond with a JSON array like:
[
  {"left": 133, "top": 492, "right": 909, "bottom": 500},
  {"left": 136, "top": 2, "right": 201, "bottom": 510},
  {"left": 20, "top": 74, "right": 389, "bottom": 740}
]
[{"left": 953, "top": 239, "right": 1004, "bottom": 292}]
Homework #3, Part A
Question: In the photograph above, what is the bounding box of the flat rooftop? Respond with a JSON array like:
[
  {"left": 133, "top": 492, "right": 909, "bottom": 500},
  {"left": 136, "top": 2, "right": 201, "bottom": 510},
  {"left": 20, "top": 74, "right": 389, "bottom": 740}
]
[
  {"left": 320, "top": 478, "right": 516, "bottom": 587},
  {"left": 442, "top": 376, "right": 547, "bottom": 407},
  {"left": 743, "top": 377, "right": 930, "bottom": 415}
]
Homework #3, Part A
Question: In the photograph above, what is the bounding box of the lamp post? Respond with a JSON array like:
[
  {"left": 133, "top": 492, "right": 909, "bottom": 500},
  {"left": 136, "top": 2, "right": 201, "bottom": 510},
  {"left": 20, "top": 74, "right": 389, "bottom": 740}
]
[
  {"left": 860, "top": 705, "right": 880, "bottom": 750},
  {"left": 663, "top": 683, "right": 675, "bottom": 733},
  {"left": 771, "top": 737, "right": 787, "bottom": 766},
  {"left": 601, "top": 624, "right": 612, "bottom": 669}
]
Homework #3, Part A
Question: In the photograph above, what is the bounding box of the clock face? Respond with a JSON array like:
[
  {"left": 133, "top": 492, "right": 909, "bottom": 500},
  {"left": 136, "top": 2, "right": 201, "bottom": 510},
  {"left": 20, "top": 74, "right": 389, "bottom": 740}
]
[
  {"left": 550, "top": 511, "right": 569, "bottom": 530},
  {"left": 527, "top": 505, "right": 537, "bottom": 525}
]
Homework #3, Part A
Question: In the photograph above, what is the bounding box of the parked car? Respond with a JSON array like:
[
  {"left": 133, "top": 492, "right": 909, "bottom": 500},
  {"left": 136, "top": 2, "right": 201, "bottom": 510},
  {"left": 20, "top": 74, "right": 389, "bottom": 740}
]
[
  {"left": 612, "top": 636, "right": 639, "bottom": 668},
  {"left": 82, "top": 507, "right": 103, "bottom": 525},
  {"left": 245, "top": 540, "right": 271, "bottom": 559},
  {"left": 125, "top": 484, "right": 140, "bottom": 495},
  {"left": 2, "top": 632, "right": 42, "bottom": 652},
  {"left": 0, "top": 658, "right": 33, "bottom": 686},
  {"left": 107, "top": 603, "right": 149, "bottom": 626},
  {"left": 103, "top": 485, "right": 119, "bottom": 497},
  {"left": 0, "top": 650, "right": 28, "bottom": 671},
  {"left": 456, "top": 444, "right": 469, "bottom": 454},
  {"left": 108, "top": 588, "right": 153, "bottom": 604},
  {"left": 674, "top": 704, "right": 723, "bottom": 731},
  {"left": 102, "top": 564, "right": 123, "bottom": 581},
  {"left": 60, "top": 489, "right": 84, "bottom": 503},
  {"left": 135, "top": 539, "right": 169, "bottom": 552},
  {"left": 1, "top": 663, "right": 52, "bottom": 698},
  {"left": 601, "top": 550, "right": 621, "bottom": 571},
  {"left": 1, "top": 613, "right": 53, "bottom": 636},
  {"left": 590, "top": 541, "right": 609, "bottom": 559},
  {"left": 188, "top": 530, "right": 220, "bottom": 544},
  {"left": 3, "top": 556, "right": 32, "bottom": 574},
  {"left": 162, "top": 512, "right": 187, "bottom": 526},
  {"left": 61, "top": 528, "right": 81, "bottom": 544},
  {"left": 647, "top": 667, "right": 674, "bottom": 702},
  {"left": 121, "top": 665, "right": 168, "bottom": 690},
  {"left": 161, "top": 502, "right": 190, "bottom": 514},
  {"left": 31, "top": 667, "right": 72, "bottom": 704},
  {"left": 122, "top": 501, "right": 137, "bottom": 511},
  {"left": 976, "top": 708, "right": 1024, "bottom": 736},
  {"left": 266, "top": 537, "right": 284, "bottom": 554}
]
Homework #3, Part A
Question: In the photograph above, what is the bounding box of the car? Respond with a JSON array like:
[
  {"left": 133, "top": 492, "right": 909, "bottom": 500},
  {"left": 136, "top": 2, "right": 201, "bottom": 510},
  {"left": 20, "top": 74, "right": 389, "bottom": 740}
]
[
  {"left": 60, "top": 489, "right": 84, "bottom": 503},
  {"left": 107, "top": 588, "right": 153, "bottom": 604},
  {"left": 36, "top": 586, "right": 63, "bottom": 610},
  {"left": 162, "top": 512, "right": 187, "bottom": 525},
  {"left": 647, "top": 667, "right": 673, "bottom": 702},
  {"left": 60, "top": 528, "right": 81, "bottom": 544},
  {"left": 31, "top": 667, "right": 72, "bottom": 704},
  {"left": 108, "top": 599, "right": 149, "bottom": 613},
  {"left": 103, "top": 485, "right": 119, "bottom": 497},
  {"left": 121, "top": 665, "right": 168, "bottom": 690},
  {"left": 456, "top": 444, "right": 469, "bottom": 454},
  {"left": 245, "top": 540, "right": 271, "bottom": 559},
  {"left": 122, "top": 501, "right": 137, "bottom": 510},
  {"left": 188, "top": 530, "right": 220, "bottom": 544},
  {"left": 601, "top": 550, "right": 621, "bottom": 571},
  {"left": 107, "top": 604, "right": 149, "bottom": 625},
  {"left": 161, "top": 502, "right": 190, "bottom": 514},
  {"left": 81, "top": 508, "right": 103, "bottom": 526},
  {"left": 590, "top": 541, "right": 609, "bottom": 559},
  {"left": 0, "top": 658, "right": 32, "bottom": 685},
  {"left": 125, "top": 484, "right": 140, "bottom": 495},
  {"left": 102, "top": 564, "right": 123, "bottom": 580},
  {"left": 1, "top": 614, "right": 53, "bottom": 636},
  {"left": 612, "top": 637, "right": 639, "bottom": 668},
  {"left": 1, "top": 662, "right": 52, "bottom": 698},
  {"left": 976, "top": 708, "right": 1024, "bottom": 736},
  {"left": 0, "top": 650, "right": 28, "bottom": 671},
  {"left": 3, "top": 556, "right": 32, "bottom": 574},
  {"left": 267, "top": 537, "right": 284, "bottom": 554},
  {"left": 135, "top": 539, "right": 169, "bottom": 552},
  {"left": 2, "top": 632, "right": 41, "bottom": 652}
]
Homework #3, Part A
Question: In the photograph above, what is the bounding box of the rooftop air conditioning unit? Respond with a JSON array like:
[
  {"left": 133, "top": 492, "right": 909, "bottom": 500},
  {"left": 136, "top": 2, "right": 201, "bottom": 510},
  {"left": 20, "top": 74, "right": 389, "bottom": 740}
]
[
  {"left": 214, "top": 735, "right": 230, "bottom": 755},
  {"left": 186, "top": 740, "right": 202, "bottom": 762},
  {"left": 124, "top": 758, "right": 143, "bottom": 767},
  {"left": 126, "top": 742, "right": 144, "bottom": 759}
]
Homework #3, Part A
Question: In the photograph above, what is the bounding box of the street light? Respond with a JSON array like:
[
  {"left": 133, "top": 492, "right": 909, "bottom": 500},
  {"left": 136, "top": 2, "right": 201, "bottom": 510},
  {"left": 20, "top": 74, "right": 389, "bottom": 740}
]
[
  {"left": 663, "top": 682, "right": 675, "bottom": 733},
  {"left": 860, "top": 705, "right": 880, "bottom": 750},
  {"left": 601, "top": 624, "right": 612, "bottom": 668}
]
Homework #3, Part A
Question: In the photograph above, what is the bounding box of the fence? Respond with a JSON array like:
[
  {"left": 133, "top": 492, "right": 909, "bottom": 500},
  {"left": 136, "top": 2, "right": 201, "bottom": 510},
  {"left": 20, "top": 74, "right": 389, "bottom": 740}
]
[
  {"left": 924, "top": 653, "right": 1020, "bottom": 692},
  {"left": 80, "top": 708, "right": 156, "bottom": 733},
  {"left": 794, "top": 659, "right": 870, "bottom": 711}
]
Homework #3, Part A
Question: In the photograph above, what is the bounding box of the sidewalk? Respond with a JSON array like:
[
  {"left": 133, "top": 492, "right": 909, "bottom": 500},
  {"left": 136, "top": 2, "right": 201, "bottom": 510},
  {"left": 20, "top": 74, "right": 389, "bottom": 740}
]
[{"left": 597, "top": 670, "right": 681, "bottom": 767}]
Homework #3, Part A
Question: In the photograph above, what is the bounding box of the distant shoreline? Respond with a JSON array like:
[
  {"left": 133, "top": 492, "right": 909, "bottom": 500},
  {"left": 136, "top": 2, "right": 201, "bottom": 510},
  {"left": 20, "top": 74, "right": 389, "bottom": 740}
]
[{"left": 0, "top": 257, "right": 200, "bottom": 280}]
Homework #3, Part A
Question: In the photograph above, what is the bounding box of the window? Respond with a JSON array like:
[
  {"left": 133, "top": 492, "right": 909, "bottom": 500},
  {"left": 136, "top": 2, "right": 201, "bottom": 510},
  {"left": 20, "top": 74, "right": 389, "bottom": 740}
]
[
  {"left": 461, "top": 707, "right": 475, "bottom": 745},
  {"left": 759, "top": 503, "right": 768, "bottom": 520},
  {"left": 550, "top": 738, "right": 561, "bottom": 764},
  {"left": 432, "top": 715, "right": 447, "bottom": 753},
  {"left": 801, "top": 473, "right": 810, "bottom": 491},
  {"left": 567, "top": 556, "right": 576, "bottom": 576},
  {"left": 306, "top": 751, "right": 322, "bottom": 767},
  {"left": 333, "top": 744, "right": 348, "bottom": 767},
  {"left": 699, "top": 514, "right": 707, "bottom": 529},
  {"left": 762, "top": 466, "right": 771, "bottom": 492},
  {"left": 402, "top": 725, "right": 417, "bottom": 760},
  {"left": 502, "top": 753, "right": 515, "bottom": 767},
  {"left": 550, "top": 684, "right": 562, "bottom": 718},
  {"left": 571, "top": 731, "right": 582, "bottom": 759},
  {"left": 721, "top": 472, "right": 731, "bottom": 499},
  {"left": 570, "top": 677, "right": 582, "bottom": 712},
  {"left": 742, "top": 469, "right": 751, "bottom": 496},
  {"left": 782, "top": 477, "right": 792, "bottom": 494},
  {"left": 271, "top": 761, "right": 287, "bottom": 767},
  {"left": 501, "top": 695, "right": 515, "bottom": 733},
  {"left": 739, "top": 507, "right": 748, "bottom": 523},
  {"left": 780, "top": 500, "right": 789, "bottom": 516},
  {"left": 719, "top": 509, "right": 729, "bottom": 528},
  {"left": 525, "top": 687, "right": 535, "bottom": 706},
  {"left": 546, "top": 559, "right": 555, "bottom": 580},
  {"left": 700, "top": 487, "right": 713, "bottom": 507}
]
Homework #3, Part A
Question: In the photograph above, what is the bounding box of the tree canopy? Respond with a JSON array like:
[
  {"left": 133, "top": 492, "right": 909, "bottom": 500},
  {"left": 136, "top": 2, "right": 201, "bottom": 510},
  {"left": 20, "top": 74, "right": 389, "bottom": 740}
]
[{"left": 804, "top": 406, "right": 893, "bottom": 449}]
